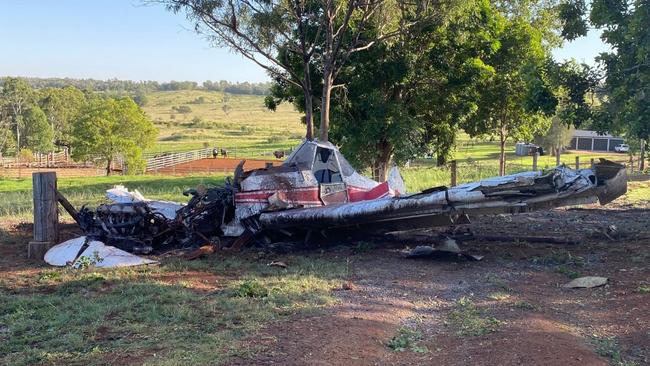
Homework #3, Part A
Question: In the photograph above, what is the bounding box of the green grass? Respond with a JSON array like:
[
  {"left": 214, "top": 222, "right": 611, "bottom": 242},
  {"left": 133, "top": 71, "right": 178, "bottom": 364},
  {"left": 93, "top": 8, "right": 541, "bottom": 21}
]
[
  {"left": 446, "top": 297, "right": 502, "bottom": 337},
  {"left": 0, "top": 174, "right": 228, "bottom": 220},
  {"left": 386, "top": 326, "right": 428, "bottom": 353},
  {"left": 0, "top": 255, "right": 346, "bottom": 365}
]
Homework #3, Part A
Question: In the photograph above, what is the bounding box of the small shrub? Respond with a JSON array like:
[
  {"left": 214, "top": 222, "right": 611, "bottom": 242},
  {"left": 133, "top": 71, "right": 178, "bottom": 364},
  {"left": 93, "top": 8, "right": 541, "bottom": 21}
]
[
  {"left": 556, "top": 265, "right": 581, "bottom": 279},
  {"left": 73, "top": 251, "right": 104, "bottom": 269},
  {"left": 447, "top": 297, "right": 502, "bottom": 336},
  {"left": 590, "top": 336, "right": 623, "bottom": 363},
  {"left": 173, "top": 105, "right": 192, "bottom": 113},
  {"left": 513, "top": 300, "right": 536, "bottom": 311},
  {"left": 236, "top": 279, "right": 269, "bottom": 298},
  {"left": 387, "top": 327, "right": 428, "bottom": 353},
  {"left": 266, "top": 135, "right": 286, "bottom": 144},
  {"left": 636, "top": 285, "right": 650, "bottom": 294},
  {"left": 18, "top": 149, "right": 35, "bottom": 163}
]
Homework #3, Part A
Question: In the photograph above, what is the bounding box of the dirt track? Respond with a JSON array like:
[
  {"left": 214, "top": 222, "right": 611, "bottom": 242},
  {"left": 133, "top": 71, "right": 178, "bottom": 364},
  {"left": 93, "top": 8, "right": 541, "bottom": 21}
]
[{"left": 153, "top": 157, "right": 281, "bottom": 175}]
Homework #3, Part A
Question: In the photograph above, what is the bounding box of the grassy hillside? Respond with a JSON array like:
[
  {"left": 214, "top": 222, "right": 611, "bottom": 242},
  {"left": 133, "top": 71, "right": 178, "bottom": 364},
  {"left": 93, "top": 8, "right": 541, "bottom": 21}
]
[{"left": 142, "top": 90, "right": 304, "bottom": 155}]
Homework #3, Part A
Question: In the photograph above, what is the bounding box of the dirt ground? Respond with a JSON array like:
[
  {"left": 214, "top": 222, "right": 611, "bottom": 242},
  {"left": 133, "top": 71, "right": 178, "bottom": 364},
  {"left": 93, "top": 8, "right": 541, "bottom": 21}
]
[
  {"left": 1, "top": 199, "right": 648, "bottom": 365},
  {"left": 153, "top": 157, "right": 280, "bottom": 174},
  {"left": 227, "top": 201, "right": 650, "bottom": 366}
]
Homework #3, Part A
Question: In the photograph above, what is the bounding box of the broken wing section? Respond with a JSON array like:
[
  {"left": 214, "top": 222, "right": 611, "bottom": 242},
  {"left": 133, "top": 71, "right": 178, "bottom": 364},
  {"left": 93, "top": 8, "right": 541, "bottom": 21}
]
[{"left": 256, "top": 160, "right": 627, "bottom": 232}]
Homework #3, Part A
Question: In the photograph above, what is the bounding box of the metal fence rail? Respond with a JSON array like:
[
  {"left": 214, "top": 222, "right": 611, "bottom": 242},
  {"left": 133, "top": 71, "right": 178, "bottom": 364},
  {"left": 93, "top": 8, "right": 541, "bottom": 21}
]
[{"left": 145, "top": 148, "right": 212, "bottom": 171}]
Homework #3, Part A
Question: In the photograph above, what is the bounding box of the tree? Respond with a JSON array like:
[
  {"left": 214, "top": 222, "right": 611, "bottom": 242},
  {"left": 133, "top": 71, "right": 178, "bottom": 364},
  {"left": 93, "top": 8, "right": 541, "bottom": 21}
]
[
  {"left": 588, "top": 0, "right": 650, "bottom": 170},
  {"left": 0, "top": 77, "right": 34, "bottom": 153},
  {"left": 549, "top": 60, "right": 597, "bottom": 164},
  {"left": 160, "top": 0, "right": 398, "bottom": 142},
  {"left": 462, "top": 17, "right": 557, "bottom": 175},
  {"left": 0, "top": 101, "right": 15, "bottom": 156},
  {"left": 327, "top": 0, "right": 503, "bottom": 179},
  {"left": 22, "top": 105, "right": 53, "bottom": 154},
  {"left": 39, "top": 86, "right": 86, "bottom": 149},
  {"left": 71, "top": 98, "right": 157, "bottom": 175},
  {"left": 535, "top": 117, "right": 574, "bottom": 164}
]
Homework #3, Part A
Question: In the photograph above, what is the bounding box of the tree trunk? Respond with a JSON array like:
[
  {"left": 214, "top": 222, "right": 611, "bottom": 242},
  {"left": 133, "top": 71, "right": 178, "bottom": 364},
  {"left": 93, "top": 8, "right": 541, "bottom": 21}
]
[
  {"left": 303, "top": 58, "right": 314, "bottom": 141},
  {"left": 372, "top": 140, "right": 392, "bottom": 181},
  {"left": 15, "top": 120, "right": 20, "bottom": 154},
  {"left": 303, "top": 86, "right": 313, "bottom": 141},
  {"left": 320, "top": 69, "right": 333, "bottom": 142},
  {"left": 556, "top": 144, "right": 561, "bottom": 166},
  {"left": 638, "top": 139, "right": 646, "bottom": 172},
  {"left": 106, "top": 159, "right": 112, "bottom": 176},
  {"left": 499, "top": 127, "right": 506, "bottom": 176},
  {"left": 436, "top": 153, "right": 447, "bottom": 167}
]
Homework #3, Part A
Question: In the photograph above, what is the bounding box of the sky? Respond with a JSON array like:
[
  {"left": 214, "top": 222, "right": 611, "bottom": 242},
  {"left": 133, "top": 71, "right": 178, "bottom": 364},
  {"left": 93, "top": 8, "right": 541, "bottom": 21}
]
[{"left": 0, "top": 0, "right": 609, "bottom": 83}]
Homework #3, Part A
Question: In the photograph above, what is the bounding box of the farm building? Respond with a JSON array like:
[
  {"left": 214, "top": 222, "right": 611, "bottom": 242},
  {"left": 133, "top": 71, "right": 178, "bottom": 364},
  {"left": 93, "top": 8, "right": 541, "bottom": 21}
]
[{"left": 568, "top": 130, "right": 625, "bottom": 152}]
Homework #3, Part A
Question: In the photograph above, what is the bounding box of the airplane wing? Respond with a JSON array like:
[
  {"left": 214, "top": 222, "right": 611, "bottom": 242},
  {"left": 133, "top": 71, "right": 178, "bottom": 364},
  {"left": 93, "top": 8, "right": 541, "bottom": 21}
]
[{"left": 251, "top": 159, "right": 627, "bottom": 234}]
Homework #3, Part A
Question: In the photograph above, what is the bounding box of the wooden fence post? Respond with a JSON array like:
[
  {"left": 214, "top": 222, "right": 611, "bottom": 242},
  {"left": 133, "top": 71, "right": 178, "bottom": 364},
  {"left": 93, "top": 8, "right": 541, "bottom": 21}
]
[
  {"left": 450, "top": 160, "right": 457, "bottom": 187},
  {"left": 575, "top": 156, "right": 580, "bottom": 170},
  {"left": 629, "top": 156, "right": 634, "bottom": 173},
  {"left": 590, "top": 158, "right": 595, "bottom": 169},
  {"left": 532, "top": 153, "right": 538, "bottom": 171},
  {"left": 28, "top": 172, "right": 59, "bottom": 259}
]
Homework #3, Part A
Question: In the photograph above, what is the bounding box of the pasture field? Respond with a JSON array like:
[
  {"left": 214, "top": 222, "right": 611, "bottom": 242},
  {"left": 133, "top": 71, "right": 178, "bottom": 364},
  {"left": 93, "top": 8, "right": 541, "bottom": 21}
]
[
  {"left": 141, "top": 90, "right": 634, "bottom": 165},
  {"left": 142, "top": 90, "right": 304, "bottom": 155},
  {"left": 0, "top": 172, "right": 648, "bottom": 220}
]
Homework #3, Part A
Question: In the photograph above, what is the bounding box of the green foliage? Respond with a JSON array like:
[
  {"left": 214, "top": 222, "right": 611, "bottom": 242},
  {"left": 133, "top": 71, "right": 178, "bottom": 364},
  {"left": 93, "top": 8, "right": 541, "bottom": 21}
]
[
  {"left": 534, "top": 117, "right": 575, "bottom": 152},
  {"left": 235, "top": 279, "right": 269, "bottom": 298},
  {"left": 21, "top": 105, "right": 53, "bottom": 153},
  {"left": 590, "top": 336, "right": 624, "bottom": 363},
  {"left": 636, "top": 285, "right": 650, "bottom": 294},
  {"left": 73, "top": 251, "right": 104, "bottom": 269},
  {"left": 447, "top": 297, "right": 502, "bottom": 336},
  {"left": 71, "top": 97, "right": 157, "bottom": 174},
  {"left": 462, "top": 11, "right": 556, "bottom": 174},
  {"left": 513, "top": 300, "right": 537, "bottom": 311},
  {"left": 39, "top": 86, "right": 86, "bottom": 147},
  {"left": 589, "top": 0, "right": 650, "bottom": 150},
  {"left": 132, "top": 92, "right": 149, "bottom": 107},
  {"left": 17, "top": 149, "right": 35, "bottom": 163},
  {"left": 386, "top": 327, "right": 428, "bottom": 353},
  {"left": 0, "top": 77, "right": 35, "bottom": 152}
]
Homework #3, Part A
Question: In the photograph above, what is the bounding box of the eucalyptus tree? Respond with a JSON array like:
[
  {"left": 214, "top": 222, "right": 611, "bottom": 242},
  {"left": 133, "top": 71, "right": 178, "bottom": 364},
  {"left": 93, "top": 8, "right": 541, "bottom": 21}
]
[
  {"left": 0, "top": 77, "right": 34, "bottom": 152},
  {"left": 160, "top": 0, "right": 399, "bottom": 141},
  {"left": 39, "top": 86, "right": 86, "bottom": 150}
]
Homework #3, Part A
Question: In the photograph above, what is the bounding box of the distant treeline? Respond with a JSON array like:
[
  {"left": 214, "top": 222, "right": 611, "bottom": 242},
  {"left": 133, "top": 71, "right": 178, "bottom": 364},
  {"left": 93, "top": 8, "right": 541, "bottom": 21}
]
[{"left": 0, "top": 77, "right": 272, "bottom": 95}]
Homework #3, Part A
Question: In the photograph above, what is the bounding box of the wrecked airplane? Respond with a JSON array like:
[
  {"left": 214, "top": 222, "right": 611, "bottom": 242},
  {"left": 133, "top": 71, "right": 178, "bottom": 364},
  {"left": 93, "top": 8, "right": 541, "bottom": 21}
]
[{"left": 45, "top": 140, "right": 628, "bottom": 267}]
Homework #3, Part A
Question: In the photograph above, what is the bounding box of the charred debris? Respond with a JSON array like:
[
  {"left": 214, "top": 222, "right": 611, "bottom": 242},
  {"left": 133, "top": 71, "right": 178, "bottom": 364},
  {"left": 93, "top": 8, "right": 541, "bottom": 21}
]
[{"left": 59, "top": 141, "right": 628, "bottom": 257}]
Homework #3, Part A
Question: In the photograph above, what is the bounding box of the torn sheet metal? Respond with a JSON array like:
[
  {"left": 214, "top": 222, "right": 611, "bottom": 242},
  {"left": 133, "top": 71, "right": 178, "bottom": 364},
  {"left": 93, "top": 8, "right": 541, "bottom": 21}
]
[
  {"left": 44, "top": 236, "right": 157, "bottom": 268},
  {"left": 107, "top": 185, "right": 182, "bottom": 220}
]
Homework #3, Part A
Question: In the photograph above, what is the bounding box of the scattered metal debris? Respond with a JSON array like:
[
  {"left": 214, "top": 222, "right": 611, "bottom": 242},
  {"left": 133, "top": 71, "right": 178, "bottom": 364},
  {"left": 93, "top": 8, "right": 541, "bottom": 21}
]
[
  {"left": 562, "top": 276, "right": 608, "bottom": 288},
  {"left": 44, "top": 236, "right": 158, "bottom": 268}
]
